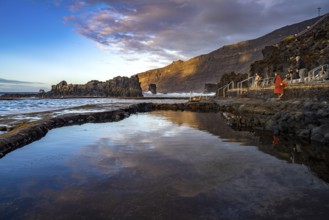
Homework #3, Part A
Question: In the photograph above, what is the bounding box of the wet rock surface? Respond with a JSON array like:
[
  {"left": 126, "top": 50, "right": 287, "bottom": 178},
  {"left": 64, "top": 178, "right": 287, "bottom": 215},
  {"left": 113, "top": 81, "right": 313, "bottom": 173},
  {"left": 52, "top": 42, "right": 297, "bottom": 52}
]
[{"left": 216, "top": 98, "right": 329, "bottom": 145}]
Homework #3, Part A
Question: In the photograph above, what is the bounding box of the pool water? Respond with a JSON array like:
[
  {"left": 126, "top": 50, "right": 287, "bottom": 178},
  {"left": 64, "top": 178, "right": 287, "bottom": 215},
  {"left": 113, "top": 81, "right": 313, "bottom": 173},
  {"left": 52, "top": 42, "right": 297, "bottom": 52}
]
[{"left": 0, "top": 111, "right": 328, "bottom": 220}]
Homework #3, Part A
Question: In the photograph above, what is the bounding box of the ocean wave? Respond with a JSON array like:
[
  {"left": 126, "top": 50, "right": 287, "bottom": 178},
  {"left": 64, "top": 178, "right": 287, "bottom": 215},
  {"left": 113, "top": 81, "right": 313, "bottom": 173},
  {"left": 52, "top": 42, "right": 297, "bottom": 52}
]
[
  {"left": 0, "top": 97, "right": 187, "bottom": 116},
  {"left": 143, "top": 91, "right": 215, "bottom": 97}
]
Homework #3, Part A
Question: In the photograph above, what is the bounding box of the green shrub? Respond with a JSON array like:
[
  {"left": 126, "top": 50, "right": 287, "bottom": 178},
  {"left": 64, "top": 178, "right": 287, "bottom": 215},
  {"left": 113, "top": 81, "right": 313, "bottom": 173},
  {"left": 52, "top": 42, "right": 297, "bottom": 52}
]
[{"left": 283, "top": 35, "right": 296, "bottom": 42}]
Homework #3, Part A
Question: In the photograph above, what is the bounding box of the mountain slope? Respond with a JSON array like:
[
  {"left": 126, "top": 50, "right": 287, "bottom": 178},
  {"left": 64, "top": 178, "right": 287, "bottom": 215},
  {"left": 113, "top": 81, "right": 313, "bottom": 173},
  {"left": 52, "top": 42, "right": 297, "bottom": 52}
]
[
  {"left": 250, "top": 14, "right": 329, "bottom": 76},
  {"left": 136, "top": 16, "right": 321, "bottom": 93}
]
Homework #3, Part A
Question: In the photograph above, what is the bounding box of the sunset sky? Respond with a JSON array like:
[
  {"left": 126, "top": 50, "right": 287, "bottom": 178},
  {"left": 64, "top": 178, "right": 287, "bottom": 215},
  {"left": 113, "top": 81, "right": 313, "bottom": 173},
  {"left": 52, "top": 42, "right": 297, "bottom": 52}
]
[{"left": 0, "top": 0, "right": 328, "bottom": 92}]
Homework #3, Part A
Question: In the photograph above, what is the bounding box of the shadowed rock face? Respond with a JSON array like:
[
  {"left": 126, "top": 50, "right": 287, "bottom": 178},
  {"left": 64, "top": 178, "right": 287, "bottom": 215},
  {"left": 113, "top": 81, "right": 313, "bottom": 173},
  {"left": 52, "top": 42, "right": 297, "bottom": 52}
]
[
  {"left": 136, "top": 16, "right": 321, "bottom": 93},
  {"left": 47, "top": 76, "right": 143, "bottom": 98},
  {"left": 148, "top": 84, "right": 157, "bottom": 94}
]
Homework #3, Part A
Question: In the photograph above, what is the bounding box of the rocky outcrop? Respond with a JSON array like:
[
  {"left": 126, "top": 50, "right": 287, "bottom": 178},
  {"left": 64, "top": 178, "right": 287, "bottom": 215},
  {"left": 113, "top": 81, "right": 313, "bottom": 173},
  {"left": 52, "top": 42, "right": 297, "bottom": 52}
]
[
  {"left": 218, "top": 98, "right": 329, "bottom": 145},
  {"left": 136, "top": 16, "right": 322, "bottom": 93},
  {"left": 204, "top": 83, "right": 217, "bottom": 93},
  {"left": 311, "top": 125, "right": 329, "bottom": 143},
  {"left": 47, "top": 76, "right": 143, "bottom": 98},
  {"left": 250, "top": 14, "right": 329, "bottom": 76}
]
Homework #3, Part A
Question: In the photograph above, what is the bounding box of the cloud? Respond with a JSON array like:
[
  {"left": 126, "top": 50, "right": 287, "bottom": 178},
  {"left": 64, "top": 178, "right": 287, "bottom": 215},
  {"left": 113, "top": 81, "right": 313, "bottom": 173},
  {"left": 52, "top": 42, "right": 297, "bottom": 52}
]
[
  {"left": 0, "top": 79, "right": 48, "bottom": 92},
  {"left": 64, "top": 0, "right": 328, "bottom": 64},
  {"left": 0, "top": 84, "right": 49, "bottom": 93},
  {"left": 0, "top": 78, "right": 45, "bottom": 85},
  {"left": 68, "top": 1, "right": 86, "bottom": 10}
]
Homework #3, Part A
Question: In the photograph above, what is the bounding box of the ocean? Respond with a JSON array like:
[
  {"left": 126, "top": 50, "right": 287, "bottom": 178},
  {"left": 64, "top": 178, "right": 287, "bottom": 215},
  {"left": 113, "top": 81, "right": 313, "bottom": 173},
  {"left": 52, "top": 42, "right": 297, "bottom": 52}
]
[
  {"left": 0, "top": 91, "right": 215, "bottom": 115},
  {"left": 0, "top": 96, "right": 189, "bottom": 116}
]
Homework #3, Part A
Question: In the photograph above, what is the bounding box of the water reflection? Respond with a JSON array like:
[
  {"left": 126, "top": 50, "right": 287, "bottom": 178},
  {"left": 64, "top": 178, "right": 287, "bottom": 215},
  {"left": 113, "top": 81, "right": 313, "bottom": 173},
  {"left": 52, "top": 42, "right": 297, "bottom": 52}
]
[
  {"left": 263, "top": 133, "right": 329, "bottom": 183},
  {"left": 150, "top": 111, "right": 329, "bottom": 184},
  {"left": 0, "top": 111, "right": 329, "bottom": 219}
]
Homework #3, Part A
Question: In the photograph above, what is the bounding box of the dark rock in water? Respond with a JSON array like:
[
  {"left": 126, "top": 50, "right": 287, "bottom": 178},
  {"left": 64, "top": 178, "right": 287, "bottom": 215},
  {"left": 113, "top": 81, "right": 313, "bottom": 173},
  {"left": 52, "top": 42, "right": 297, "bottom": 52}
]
[
  {"left": 311, "top": 125, "right": 329, "bottom": 144},
  {"left": 297, "top": 129, "right": 311, "bottom": 139},
  {"left": 204, "top": 83, "right": 217, "bottom": 93},
  {"left": 47, "top": 76, "right": 143, "bottom": 98},
  {"left": 148, "top": 84, "right": 157, "bottom": 94}
]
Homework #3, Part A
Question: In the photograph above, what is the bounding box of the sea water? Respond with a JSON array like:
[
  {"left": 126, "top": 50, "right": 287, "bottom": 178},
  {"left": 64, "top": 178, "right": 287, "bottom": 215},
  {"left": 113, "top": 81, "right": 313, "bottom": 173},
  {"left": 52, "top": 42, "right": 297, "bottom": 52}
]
[
  {"left": 0, "top": 91, "right": 214, "bottom": 116},
  {"left": 0, "top": 111, "right": 328, "bottom": 220},
  {"left": 0, "top": 97, "right": 187, "bottom": 116}
]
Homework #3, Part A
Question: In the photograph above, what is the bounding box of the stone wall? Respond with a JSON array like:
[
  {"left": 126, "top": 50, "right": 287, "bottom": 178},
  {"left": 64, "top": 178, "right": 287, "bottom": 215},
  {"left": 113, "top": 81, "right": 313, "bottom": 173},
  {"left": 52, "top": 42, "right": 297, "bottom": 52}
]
[{"left": 227, "top": 84, "right": 329, "bottom": 101}]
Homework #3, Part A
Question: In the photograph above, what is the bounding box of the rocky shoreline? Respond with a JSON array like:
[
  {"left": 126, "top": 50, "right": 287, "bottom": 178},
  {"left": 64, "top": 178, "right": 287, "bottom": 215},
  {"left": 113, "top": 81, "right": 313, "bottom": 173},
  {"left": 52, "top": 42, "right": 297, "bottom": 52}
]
[
  {"left": 217, "top": 98, "right": 329, "bottom": 144},
  {"left": 154, "top": 97, "right": 329, "bottom": 145},
  {"left": 1, "top": 97, "right": 328, "bottom": 158}
]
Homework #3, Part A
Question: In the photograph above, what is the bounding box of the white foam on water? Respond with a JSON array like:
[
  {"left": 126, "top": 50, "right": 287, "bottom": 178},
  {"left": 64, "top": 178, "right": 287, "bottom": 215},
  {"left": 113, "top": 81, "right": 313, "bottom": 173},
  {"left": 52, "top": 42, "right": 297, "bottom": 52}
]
[
  {"left": 143, "top": 91, "right": 215, "bottom": 98},
  {"left": 0, "top": 97, "right": 188, "bottom": 116}
]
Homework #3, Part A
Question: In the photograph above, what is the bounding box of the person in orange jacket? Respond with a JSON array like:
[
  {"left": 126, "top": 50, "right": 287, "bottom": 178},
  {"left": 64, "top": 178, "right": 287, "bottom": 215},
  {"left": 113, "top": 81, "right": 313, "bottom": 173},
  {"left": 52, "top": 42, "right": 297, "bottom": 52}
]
[{"left": 274, "top": 72, "right": 286, "bottom": 99}]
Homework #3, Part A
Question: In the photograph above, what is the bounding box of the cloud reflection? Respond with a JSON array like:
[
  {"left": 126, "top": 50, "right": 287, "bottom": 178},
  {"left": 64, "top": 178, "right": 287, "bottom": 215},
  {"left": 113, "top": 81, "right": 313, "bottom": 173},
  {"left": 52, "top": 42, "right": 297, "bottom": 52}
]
[{"left": 2, "top": 112, "right": 329, "bottom": 219}]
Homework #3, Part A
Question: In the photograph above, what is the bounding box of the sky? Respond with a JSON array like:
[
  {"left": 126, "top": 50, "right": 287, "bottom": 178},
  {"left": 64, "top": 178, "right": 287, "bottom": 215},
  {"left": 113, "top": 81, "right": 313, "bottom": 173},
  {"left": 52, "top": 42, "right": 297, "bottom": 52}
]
[{"left": 0, "top": 0, "right": 328, "bottom": 92}]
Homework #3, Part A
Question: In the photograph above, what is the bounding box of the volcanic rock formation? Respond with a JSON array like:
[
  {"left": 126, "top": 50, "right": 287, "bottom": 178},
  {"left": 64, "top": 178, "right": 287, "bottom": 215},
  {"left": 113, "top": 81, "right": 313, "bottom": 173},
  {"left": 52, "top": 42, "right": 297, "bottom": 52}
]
[
  {"left": 136, "top": 16, "right": 322, "bottom": 93},
  {"left": 250, "top": 14, "right": 329, "bottom": 77},
  {"left": 47, "top": 76, "right": 143, "bottom": 98}
]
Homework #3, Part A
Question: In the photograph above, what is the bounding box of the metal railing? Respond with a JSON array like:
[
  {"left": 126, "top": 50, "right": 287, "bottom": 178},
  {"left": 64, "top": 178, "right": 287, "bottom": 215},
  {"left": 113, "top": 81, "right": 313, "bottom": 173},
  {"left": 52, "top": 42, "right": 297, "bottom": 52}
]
[
  {"left": 216, "top": 64, "right": 328, "bottom": 98},
  {"left": 217, "top": 81, "right": 234, "bottom": 97},
  {"left": 237, "top": 77, "right": 254, "bottom": 95},
  {"left": 258, "top": 77, "right": 274, "bottom": 87},
  {"left": 307, "top": 64, "right": 328, "bottom": 81},
  {"left": 289, "top": 64, "right": 328, "bottom": 84}
]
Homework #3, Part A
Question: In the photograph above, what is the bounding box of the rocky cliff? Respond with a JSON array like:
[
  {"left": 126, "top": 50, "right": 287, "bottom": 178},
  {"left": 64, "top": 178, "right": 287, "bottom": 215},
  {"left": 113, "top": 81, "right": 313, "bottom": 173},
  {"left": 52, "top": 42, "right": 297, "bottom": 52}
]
[
  {"left": 47, "top": 76, "right": 143, "bottom": 98},
  {"left": 250, "top": 14, "right": 329, "bottom": 76},
  {"left": 136, "top": 16, "right": 322, "bottom": 93}
]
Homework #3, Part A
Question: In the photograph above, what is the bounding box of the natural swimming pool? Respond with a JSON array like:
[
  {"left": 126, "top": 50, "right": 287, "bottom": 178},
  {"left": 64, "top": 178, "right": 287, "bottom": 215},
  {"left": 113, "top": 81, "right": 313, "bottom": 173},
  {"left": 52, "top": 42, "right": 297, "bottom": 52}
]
[{"left": 0, "top": 111, "right": 328, "bottom": 219}]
